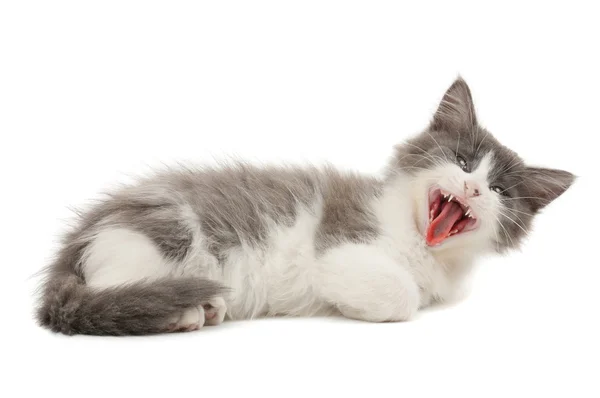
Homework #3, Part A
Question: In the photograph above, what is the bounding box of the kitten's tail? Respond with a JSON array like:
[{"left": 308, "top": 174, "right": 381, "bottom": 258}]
[{"left": 36, "top": 272, "right": 226, "bottom": 336}]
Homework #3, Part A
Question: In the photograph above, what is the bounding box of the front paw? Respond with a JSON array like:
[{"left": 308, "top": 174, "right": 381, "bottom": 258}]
[
  {"left": 339, "top": 284, "right": 420, "bottom": 323},
  {"left": 386, "top": 285, "right": 420, "bottom": 322}
]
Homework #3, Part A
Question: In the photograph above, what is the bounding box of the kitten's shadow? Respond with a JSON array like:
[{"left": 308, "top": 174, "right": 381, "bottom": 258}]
[{"left": 140, "top": 298, "right": 470, "bottom": 339}]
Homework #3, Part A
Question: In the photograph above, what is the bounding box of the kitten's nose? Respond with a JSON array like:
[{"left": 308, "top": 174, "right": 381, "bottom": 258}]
[{"left": 464, "top": 180, "right": 481, "bottom": 198}]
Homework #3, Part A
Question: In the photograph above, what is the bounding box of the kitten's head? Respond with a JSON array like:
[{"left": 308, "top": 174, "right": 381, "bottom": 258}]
[{"left": 390, "top": 78, "right": 575, "bottom": 253}]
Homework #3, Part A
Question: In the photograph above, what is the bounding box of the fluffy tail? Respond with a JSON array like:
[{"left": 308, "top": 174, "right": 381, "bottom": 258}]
[{"left": 36, "top": 272, "right": 226, "bottom": 336}]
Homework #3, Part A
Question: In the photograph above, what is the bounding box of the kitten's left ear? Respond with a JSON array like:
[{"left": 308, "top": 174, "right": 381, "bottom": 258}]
[
  {"left": 431, "top": 77, "right": 478, "bottom": 133},
  {"left": 522, "top": 167, "right": 576, "bottom": 212}
]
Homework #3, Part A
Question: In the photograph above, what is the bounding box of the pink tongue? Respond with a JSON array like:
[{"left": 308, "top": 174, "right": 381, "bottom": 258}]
[{"left": 426, "top": 201, "right": 463, "bottom": 246}]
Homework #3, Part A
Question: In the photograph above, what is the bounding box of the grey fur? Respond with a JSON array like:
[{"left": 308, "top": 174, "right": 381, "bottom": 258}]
[
  {"left": 37, "top": 273, "right": 225, "bottom": 336},
  {"left": 140, "top": 163, "right": 381, "bottom": 259},
  {"left": 36, "top": 163, "right": 380, "bottom": 334},
  {"left": 315, "top": 169, "right": 382, "bottom": 252},
  {"left": 36, "top": 212, "right": 225, "bottom": 335},
  {"left": 390, "top": 77, "right": 575, "bottom": 251},
  {"left": 189, "top": 164, "right": 321, "bottom": 260}
]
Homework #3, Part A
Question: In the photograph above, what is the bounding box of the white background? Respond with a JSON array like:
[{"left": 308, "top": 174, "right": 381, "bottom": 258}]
[{"left": 1, "top": 1, "right": 598, "bottom": 397}]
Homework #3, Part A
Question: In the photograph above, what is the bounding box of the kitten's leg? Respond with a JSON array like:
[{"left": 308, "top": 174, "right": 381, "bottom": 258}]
[
  {"left": 83, "top": 227, "right": 225, "bottom": 332},
  {"left": 317, "top": 243, "right": 420, "bottom": 322}
]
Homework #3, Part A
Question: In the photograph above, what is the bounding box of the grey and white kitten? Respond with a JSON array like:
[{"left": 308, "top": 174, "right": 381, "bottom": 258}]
[{"left": 36, "top": 78, "right": 575, "bottom": 335}]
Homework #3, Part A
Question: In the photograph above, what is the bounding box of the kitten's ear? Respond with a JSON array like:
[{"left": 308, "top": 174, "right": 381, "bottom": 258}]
[
  {"left": 522, "top": 167, "right": 576, "bottom": 212},
  {"left": 431, "top": 77, "right": 477, "bottom": 133}
]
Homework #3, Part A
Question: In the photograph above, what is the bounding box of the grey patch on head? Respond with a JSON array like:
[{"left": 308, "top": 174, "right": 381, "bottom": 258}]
[
  {"left": 491, "top": 165, "right": 575, "bottom": 250},
  {"left": 430, "top": 77, "right": 478, "bottom": 135},
  {"left": 389, "top": 76, "right": 575, "bottom": 251},
  {"left": 315, "top": 168, "right": 383, "bottom": 253}
]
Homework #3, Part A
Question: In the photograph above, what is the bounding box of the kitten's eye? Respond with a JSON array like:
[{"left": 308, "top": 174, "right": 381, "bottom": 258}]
[
  {"left": 490, "top": 185, "right": 507, "bottom": 196},
  {"left": 456, "top": 155, "right": 468, "bottom": 171}
]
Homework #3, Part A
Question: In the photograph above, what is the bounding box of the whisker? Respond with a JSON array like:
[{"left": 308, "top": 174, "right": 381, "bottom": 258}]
[
  {"left": 501, "top": 180, "right": 527, "bottom": 192},
  {"left": 401, "top": 142, "right": 447, "bottom": 166},
  {"left": 474, "top": 129, "right": 490, "bottom": 155},
  {"left": 501, "top": 207, "right": 535, "bottom": 217},
  {"left": 498, "top": 211, "right": 529, "bottom": 235},
  {"left": 425, "top": 132, "right": 449, "bottom": 162},
  {"left": 501, "top": 196, "right": 547, "bottom": 201},
  {"left": 493, "top": 213, "right": 516, "bottom": 247},
  {"left": 498, "top": 158, "right": 523, "bottom": 176},
  {"left": 397, "top": 152, "right": 446, "bottom": 168}
]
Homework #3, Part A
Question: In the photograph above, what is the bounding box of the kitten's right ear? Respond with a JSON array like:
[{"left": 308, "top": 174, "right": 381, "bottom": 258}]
[
  {"left": 431, "top": 77, "right": 477, "bottom": 133},
  {"left": 522, "top": 167, "right": 576, "bottom": 212}
]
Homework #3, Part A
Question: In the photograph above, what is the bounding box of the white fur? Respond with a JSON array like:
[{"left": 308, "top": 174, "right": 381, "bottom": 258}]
[
  {"left": 317, "top": 244, "right": 420, "bottom": 321},
  {"left": 204, "top": 297, "right": 227, "bottom": 326},
  {"left": 221, "top": 203, "right": 331, "bottom": 320},
  {"left": 166, "top": 298, "right": 227, "bottom": 331},
  {"left": 81, "top": 153, "right": 502, "bottom": 324},
  {"left": 82, "top": 227, "right": 173, "bottom": 288},
  {"left": 167, "top": 306, "right": 205, "bottom": 331},
  {"left": 179, "top": 307, "right": 203, "bottom": 328}
]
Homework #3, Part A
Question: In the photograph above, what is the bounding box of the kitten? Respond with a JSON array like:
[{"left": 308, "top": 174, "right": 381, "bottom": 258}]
[{"left": 36, "top": 78, "right": 575, "bottom": 335}]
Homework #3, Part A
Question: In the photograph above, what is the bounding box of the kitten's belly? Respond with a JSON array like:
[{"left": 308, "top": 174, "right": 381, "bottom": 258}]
[
  {"left": 215, "top": 218, "right": 456, "bottom": 318},
  {"left": 219, "top": 205, "right": 333, "bottom": 320},
  {"left": 208, "top": 201, "right": 461, "bottom": 318}
]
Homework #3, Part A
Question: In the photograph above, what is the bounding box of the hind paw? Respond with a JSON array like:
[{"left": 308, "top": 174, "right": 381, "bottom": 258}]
[
  {"left": 202, "top": 297, "right": 227, "bottom": 326},
  {"left": 166, "top": 297, "right": 227, "bottom": 332},
  {"left": 166, "top": 306, "right": 205, "bottom": 332}
]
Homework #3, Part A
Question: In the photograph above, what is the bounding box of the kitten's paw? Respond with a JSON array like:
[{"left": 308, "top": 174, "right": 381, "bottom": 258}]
[
  {"left": 164, "top": 297, "right": 226, "bottom": 332},
  {"left": 338, "top": 283, "right": 420, "bottom": 323},
  {"left": 166, "top": 306, "right": 205, "bottom": 332},
  {"left": 202, "top": 297, "right": 227, "bottom": 326}
]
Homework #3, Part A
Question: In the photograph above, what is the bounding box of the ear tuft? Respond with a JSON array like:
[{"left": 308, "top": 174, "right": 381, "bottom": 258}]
[
  {"left": 431, "top": 77, "right": 477, "bottom": 133},
  {"left": 522, "top": 167, "right": 576, "bottom": 212}
]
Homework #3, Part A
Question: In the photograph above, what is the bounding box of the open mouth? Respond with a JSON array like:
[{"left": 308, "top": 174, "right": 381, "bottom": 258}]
[{"left": 426, "top": 188, "right": 478, "bottom": 246}]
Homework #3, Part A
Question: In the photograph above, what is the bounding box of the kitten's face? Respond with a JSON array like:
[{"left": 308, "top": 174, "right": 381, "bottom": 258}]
[{"left": 391, "top": 78, "right": 574, "bottom": 253}]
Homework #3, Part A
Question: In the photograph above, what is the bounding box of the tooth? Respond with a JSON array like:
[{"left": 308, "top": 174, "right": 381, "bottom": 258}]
[
  {"left": 448, "top": 195, "right": 453, "bottom": 202},
  {"left": 465, "top": 209, "right": 471, "bottom": 216}
]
